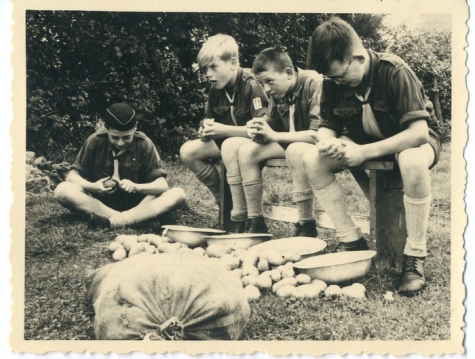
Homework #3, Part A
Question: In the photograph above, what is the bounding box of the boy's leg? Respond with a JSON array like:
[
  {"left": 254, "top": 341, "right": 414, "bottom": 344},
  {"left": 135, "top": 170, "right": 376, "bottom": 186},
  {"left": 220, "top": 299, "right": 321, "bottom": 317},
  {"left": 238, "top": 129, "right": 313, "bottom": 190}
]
[
  {"left": 286, "top": 142, "right": 318, "bottom": 237},
  {"left": 239, "top": 141, "right": 285, "bottom": 233},
  {"left": 108, "top": 188, "right": 186, "bottom": 229},
  {"left": 302, "top": 141, "right": 366, "bottom": 250},
  {"left": 221, "top": 137, "right": 255, "bottom": 232},
  {"left": 397, "top": 143, "right": 435, "bottom": 295},
  {"left": 54, "top": 181, "right": 119, "bottom": 219},
  {"left": 180, "top": 139, "right": 222, "bottom": 204}
]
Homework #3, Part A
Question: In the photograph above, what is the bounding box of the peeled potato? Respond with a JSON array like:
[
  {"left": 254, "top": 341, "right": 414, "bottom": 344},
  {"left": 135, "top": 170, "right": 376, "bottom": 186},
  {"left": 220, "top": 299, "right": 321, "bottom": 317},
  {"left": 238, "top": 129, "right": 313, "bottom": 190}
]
[
  {"left": 112, "top": 245, "right": 127, "bottom": 261},
  {"left": 242, "top": 275, "right": 258, "bottom": 287},
  {"left": 272, "top": 277, "right": 298, "bottom": 293},
  {"left": 241, "top": 265, "right": 259, "bottom": 277},
  {"left": 123, "top": 236, "right": 139, "bottom": 252},
  {"left": 276, "top": 285, "right": 297, "bottom": 298},
  {"left": 108, "top": 241, "right": 121, "bottom": 252},
  {"left": 296, "top": 273, "right": 312, "bottom": 285},
  {"left": 298, "top": 284, "right": 323, "bottom": 298},
  {"left": 128, "top": 242, "right": 149, "bottom": 256},
  {"left": 115, "top": 234, "right": 137, "bottom": 245},
  {"left": 244, "top": 285, "right": 261, "bottom": 302},
  {"left": 137, "top": 234, "right": 149, "bottom": 242},
  {"left": 281, "top": 268, "right": 295, "bottom": 278},
  {"left": 269, "top": 269, "right": 281, "bottom": 282},
  {"left": 193, "top": 247, "right": 206, "bottom": 256},
  {"left": 255, "top": 274, "right": 272, "bottom": 290},
  {"left": 257, "top": 259, "right": 269, "bottom": 272},
  {"left": 324, "top": 285, "right": 342, "bottom": 297},
  {"left": 284, "top": 251, "right": 302, "bottom": 263}
]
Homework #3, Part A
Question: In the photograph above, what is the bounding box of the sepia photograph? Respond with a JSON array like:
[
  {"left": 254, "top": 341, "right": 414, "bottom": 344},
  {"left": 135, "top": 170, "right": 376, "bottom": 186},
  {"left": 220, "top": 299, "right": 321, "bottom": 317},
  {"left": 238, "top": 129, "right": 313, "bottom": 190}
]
[{"left": 7, "top": 0, "right": 469, "bottom": 356}]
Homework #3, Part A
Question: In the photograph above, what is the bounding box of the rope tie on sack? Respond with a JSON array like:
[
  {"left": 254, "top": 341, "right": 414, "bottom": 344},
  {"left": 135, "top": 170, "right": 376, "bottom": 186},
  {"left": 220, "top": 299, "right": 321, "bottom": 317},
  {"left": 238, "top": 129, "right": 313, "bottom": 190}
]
[{"left": 143, "top": 317, "right": 185, "bottom": 340}]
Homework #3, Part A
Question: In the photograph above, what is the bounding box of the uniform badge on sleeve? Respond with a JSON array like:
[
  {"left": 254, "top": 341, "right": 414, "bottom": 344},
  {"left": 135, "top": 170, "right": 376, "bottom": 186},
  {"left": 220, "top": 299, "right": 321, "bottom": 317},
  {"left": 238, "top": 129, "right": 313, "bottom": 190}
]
[{"left": 253, "top": 98, "right": 263, "bottom": 110}]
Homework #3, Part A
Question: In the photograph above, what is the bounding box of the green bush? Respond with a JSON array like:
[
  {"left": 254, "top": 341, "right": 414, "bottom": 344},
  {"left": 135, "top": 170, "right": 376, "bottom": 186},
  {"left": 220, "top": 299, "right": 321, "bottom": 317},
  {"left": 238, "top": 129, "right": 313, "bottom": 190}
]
[{"left": 26, "top": 11, "right": 387, "bottom": 159}]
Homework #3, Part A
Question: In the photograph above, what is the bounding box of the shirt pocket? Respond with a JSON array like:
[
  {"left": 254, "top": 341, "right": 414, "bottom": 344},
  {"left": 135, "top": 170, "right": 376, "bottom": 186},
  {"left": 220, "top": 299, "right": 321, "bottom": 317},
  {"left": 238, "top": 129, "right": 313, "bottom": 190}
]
[
  {"left": 93, "top": 155, "right": 113, "bottom": 179},
  {"left": 333, "top": 107, "right": 361, "bottom": 118},
  {"left": 121, "top": 157, "right": 141, "bottom": 182},
  {"left": 212, "top": 106, "right": 230, "bottom": 116},
  {"left": 373, "top": 100, "right": 399, "bottom": 133},
  {"left": 234, "top": 106, "right": 249, "bottom": 122}
]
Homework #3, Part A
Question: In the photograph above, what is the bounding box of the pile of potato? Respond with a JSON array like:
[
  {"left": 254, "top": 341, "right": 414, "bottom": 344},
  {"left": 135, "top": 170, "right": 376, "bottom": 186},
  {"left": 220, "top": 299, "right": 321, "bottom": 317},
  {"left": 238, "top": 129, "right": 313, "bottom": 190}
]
[{"left": 108, "top": 234, "right": 366, "bottom": 301}]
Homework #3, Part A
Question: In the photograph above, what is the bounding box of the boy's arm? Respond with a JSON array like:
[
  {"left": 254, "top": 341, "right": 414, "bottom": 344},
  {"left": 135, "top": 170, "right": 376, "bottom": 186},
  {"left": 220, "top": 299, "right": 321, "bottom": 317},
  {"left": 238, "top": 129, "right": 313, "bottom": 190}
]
[
  {"left": 119, "top": 176, "right": 169, "bottom": 195},
  {"left": 67, "top": 169, "right": 114, "bottom": 195}
]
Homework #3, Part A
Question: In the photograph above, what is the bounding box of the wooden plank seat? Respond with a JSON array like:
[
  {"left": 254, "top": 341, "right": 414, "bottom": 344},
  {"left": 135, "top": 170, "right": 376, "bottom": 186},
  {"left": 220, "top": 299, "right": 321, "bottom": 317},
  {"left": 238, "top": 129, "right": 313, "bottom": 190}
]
[{"left": 215, "top": 158, "right": 406, "bottom": 268}]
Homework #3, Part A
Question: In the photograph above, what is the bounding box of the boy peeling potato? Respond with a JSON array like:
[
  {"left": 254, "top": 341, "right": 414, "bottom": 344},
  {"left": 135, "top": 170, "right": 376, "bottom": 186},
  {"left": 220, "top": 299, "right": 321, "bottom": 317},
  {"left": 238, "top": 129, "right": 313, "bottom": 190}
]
[{"left": 54, "top": 103, "right": 186, "bottom": 229}]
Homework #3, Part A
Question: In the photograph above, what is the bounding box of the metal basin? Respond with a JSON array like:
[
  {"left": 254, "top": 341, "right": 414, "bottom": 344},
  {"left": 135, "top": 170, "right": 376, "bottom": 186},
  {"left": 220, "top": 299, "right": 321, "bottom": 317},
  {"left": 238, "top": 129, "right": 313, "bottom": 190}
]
[{"left": 161, "top": 225, "right": 226, "bottom": 248}]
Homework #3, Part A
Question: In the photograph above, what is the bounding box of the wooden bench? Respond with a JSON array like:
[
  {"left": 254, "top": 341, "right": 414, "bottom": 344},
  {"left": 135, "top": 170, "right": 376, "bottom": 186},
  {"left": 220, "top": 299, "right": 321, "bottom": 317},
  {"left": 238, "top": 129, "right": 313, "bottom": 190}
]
[{"left": 216, "top": 159, "right": 407, "bottom": 268}]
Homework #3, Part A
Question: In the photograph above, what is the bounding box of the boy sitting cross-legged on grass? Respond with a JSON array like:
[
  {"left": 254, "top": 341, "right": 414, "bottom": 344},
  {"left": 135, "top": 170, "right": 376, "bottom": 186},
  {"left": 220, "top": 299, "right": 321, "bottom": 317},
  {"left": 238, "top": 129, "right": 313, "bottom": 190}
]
[
  {"left": 221, "top": 47, "right": 322, "bottom": 234},
  {"left": 54, "top": 103, "right": 186, "bottom": 230},
  {"left": 286, "top": 17, "right": 442, "bottom": 295},
  {"left": 179, "top": 34, "right": 269, "bottom": 229}
]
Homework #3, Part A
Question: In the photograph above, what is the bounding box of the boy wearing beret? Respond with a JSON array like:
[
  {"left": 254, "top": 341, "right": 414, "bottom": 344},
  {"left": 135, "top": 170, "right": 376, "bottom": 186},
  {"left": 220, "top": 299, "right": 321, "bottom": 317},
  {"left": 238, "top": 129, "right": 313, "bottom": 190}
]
[
  {"left": 180, "top": 34, "right": 269, "bottom": 229},
  {"left": 54, "top": 103, "right": 186, "bottom": 229},
  {"left": 222, "top": 47, "right": 322, "bottom": 234},
  {"left": 286, "top": 18, "right": 442, "bottom": 295}
]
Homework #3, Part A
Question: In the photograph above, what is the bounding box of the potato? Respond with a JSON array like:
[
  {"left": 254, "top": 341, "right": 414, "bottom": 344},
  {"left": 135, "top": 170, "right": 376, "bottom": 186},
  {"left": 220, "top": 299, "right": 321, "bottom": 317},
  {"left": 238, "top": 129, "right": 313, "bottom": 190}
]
[
  {"left": 241, "top": 251, "right": 259, "bottom": 267},
  {"left": 178, "top": 247, "right": 194, "bottom": 253},
  {"left": 244, "top": 285, "right": 261, "bottom": 302},
  {"left": 128, "top": 242, "right": 149, "bottom": 256},
  {"left": 219, "top": 254, "right": 240, "bottom": 271},
  {"left": 115, "top": 234, "right": 137, "bottom": 245},
  {"left": 242, "top": 275, "right": 258, "bottom": 286},
  {"left": 241, "top": 265, "right": 259, "bottom": 277},
  {"left": 298, "top": 284, "right": 323, "bottom": 298},
  {"left": 123, "top": 236, "right": 139, "bottom": 252},
  {"left": 257, "top": 259, "right": 269, "bottom": 272},
  {"left": 324, "top": 285, "right": 342, "bottom": 297},
  {"left": 269, "top": 269, "right": 281, "bottom": 282},
  {"left": 161, "top": 236, "right": 173, "bottom": 243},
  {"left": 272, "top": 277, "right": 298, "bottom": 293},
  {"left": 284, "top": 251, "right": 302, "bottom": 263},
  {"left": 232, "top": 268, "right": 243, "bottom": 279},
  {"left": 341, "top": 284, "right": 366, "bottom": 298},
  {"left": 193, "top": 247, "right": 206, "bottom": 256},
  {"left": 145, "top": 245, "right": 157, "bottom": 254},
  {"left": 148, "top": 235, "right": 165, "bottom": 247},
  {"left": 261, "top": 249, "right": 285, "bottom": 266},
  {"left": 281, "top": 268, "right": 295, "bottom": 278},
  {"left": 162, "top": 242, "right": 182, "bottom": 252},
  {"left": 206, "top": 244, "right": 232, "bottom": 258},
  {"left": 103, "top": 178, "right": 118, "bottom": 190},
  {"left": 112, "top": 245, "right": 127, "bottom": 261},
  {"left": 108, "top": 241, "right": 121, "bottom": 252},
  {"left": 350, "top": 283, "right": 366, "bottom": 293},
  {"left": 157, "top": 242, "right": 172, "bottom": 253},
  {"left": 312, "top": 279, "right": 328, "bottom": 292},
  {"left": 276, "top": 265, "right": 287, "bottom": 273},
  {"left": 260, "top": 270, "right": 272, "bottom": 277},
  {"left": 296, "top": 274, "right": 312, "bottom": 285},
  {"left": 255, "top": 275, "right": 272, "bottom": 290},
  {"left": 137, "top": 234, "right": 149, "bottom": 242},
  {"left": 293, "top": 288, "right": 307, "bottom": 298},
  {"left": 276, "top": 285, "right": 297, "bottom": 298}
]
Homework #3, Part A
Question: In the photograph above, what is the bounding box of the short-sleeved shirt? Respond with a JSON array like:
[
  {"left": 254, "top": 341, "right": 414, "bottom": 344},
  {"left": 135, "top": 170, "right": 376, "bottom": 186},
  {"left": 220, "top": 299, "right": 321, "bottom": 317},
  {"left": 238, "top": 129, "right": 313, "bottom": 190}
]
[
  {"left": 72, "top": 129, "right": 167, "bottom": 210},
  {"left": 205, "top": 67, "right": 269, "bottom": 128},
  {"left": 318, "top": 50, "right": 442, "bottom": 158},
  {"left": 265, "top": 68, "right": 323, "bottom": 133}
]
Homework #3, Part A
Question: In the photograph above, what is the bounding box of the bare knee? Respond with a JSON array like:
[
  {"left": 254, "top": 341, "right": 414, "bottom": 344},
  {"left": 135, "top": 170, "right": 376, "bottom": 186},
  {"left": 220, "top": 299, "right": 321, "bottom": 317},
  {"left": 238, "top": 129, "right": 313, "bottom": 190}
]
[
  {"left": 54, "top": 182, "right": 83, "bottom": 208},
  {"left": 286, "top": 143, "right": 314, "bottom": 168},
  {"left": 237, "top": 143, "right": 260, "bottom": 167},
  {"left": 180, "top": 141, "right": 199, "bottom": 166},
  {"left": 398, "top": 150, "right": 431, "bottom": 193},
  {"left": 166, "top": 187, "right": 187, "bottom": 207}
]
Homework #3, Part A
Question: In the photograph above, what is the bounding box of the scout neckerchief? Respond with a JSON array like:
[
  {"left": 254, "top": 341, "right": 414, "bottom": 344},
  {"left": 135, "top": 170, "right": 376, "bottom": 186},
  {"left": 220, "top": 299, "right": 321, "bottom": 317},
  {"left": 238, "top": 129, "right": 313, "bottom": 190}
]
[
  {"left": 354, "top": 52, "right": 385, "bottom": 139},
  {"left": 112, "top": 149, "right": 127, "bottom": 180},
  {"left": 288, "top": 95, "right": 296, "bottom": 132},
  {"left": 225, "top": 84, "right": 238, "bottom": 126}
]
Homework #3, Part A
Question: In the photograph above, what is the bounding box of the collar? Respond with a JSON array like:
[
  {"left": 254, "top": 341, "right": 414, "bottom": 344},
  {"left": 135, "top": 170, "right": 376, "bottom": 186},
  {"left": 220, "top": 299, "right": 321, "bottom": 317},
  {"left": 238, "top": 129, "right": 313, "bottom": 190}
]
[
  {"left": 226, "top": 67, "right": 243, "bottom": 96},
  {"left": 343, "top": 49, "right": 379, "bottom": 98},
  {"left": 287, "top": 67, "right": 305, "bottom": 100},
  {"left": 105, "top": 134, "right": 136, "bottom": 155}
]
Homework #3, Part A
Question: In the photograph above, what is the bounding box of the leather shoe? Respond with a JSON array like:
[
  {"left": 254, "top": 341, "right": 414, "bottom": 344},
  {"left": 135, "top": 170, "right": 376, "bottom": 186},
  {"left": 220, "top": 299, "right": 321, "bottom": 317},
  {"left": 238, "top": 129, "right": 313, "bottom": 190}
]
[
  {"left": 246, "top": 216, "right": 269, "bottom": 234},
  {"left": 294, "top": 220, "right": 318, "bottom": 237},
  {"left": 335, "top": 237, "right": 369, "bottom": 252},
  {"left": 398, "top": 255, "right": 426, "bottom": 296},
  {"left": 228, "top": 220, "right": 246, "bottom": 234}
]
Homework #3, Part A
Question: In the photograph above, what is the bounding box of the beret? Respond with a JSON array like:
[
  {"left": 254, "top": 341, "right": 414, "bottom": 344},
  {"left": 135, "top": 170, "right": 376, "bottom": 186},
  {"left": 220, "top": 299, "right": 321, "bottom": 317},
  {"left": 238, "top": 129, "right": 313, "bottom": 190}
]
[{"left": 103, "top": 103, "right": 137, "bottom": 131}]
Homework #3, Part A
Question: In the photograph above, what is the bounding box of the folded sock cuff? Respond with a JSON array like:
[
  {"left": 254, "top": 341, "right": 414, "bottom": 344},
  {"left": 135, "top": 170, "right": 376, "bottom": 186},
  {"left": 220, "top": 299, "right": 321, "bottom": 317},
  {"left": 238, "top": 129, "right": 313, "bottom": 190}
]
[
  {"left": 227, "top": 173, "right": 243, "bottom": 185},
  {"left": 196, "top": 164, "right": 216, "bottom": 181},
  {"left": 403, "top": 194, "right": 432, "bottom": 205},
  {"left": 242, "top": 178, "right": 263, "bottom": 187},
  {"left": 293, "top": 189, "right": 314, "bottom": 202}
]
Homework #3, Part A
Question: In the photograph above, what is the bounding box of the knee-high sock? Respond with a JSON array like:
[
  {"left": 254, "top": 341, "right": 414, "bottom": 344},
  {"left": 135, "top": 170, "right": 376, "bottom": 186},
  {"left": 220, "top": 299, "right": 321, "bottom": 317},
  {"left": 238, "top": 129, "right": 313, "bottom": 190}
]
[
  {"left": 293, "top": 189, "right": 314, "bottom": 223},
  {"left": 196, "top": 164, "right": 221, "bottom": 204},
  {"left": 89, "top": 198, "right": 120, "bottom": 218},
  {"left": 243, "top": 178, "right": 264, "bottom": 218},
  {"left": 227, "top": 173, "right": 248, "bottom": 222},
  {"left": 403, "top": 194, "right": 431, "bottom": 257},
  {"left": 313, "top": 180, "right": 361, "bottom": 242}
]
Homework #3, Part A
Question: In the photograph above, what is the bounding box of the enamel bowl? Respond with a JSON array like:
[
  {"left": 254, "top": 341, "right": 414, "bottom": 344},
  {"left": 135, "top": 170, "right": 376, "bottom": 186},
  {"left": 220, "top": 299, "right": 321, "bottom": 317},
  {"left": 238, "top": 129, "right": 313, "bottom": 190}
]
[
  {"left": 247, "top": 236, "right": 327, "bottom": 259},
  {"left": 293, "top": 250, "right": 377, "bottom": 284},
  {"left": 204, "top": 233, "right": 274, "bottom": 250},
  {"left": 161, "top": 225, "right": 226, "bottom": 248}
]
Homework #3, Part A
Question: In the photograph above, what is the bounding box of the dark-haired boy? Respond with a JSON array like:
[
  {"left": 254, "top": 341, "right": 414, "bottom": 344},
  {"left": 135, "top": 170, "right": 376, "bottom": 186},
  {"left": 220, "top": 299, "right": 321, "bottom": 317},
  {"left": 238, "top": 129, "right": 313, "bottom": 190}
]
[
  {"left": 287, "top": 17, "right": 442, "bottom": 295},
  {"left": 222, "top": 47, "right": 322, "bottom": 234},
  {"left": 179, "top": 34, "right": 269, "bottom": 229},
  {"left": 54, "top": 103, "right": 186, "bottom": 229}
]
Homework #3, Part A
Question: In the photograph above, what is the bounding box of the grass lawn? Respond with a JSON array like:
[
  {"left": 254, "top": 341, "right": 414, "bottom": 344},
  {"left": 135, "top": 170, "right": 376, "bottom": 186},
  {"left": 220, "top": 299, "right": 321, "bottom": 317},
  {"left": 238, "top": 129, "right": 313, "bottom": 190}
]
[{"left": 24, "top": 146, "right": 451, "bottom": 340}]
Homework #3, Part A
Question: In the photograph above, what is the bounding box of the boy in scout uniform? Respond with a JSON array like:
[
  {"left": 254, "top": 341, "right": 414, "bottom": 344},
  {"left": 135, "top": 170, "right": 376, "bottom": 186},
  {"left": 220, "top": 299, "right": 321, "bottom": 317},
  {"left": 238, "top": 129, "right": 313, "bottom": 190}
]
[
  {"left": 54, "top": 103, "right": 186, "bottom": 229},
  {"left": 287, "top": 18, "right": 442, "bottom": 295},
  {"left": 222, "top": 47, "right": 322, "bottom": 234},
  {"left": 179, "top": 34, "right": 268, "bottom": 230}
]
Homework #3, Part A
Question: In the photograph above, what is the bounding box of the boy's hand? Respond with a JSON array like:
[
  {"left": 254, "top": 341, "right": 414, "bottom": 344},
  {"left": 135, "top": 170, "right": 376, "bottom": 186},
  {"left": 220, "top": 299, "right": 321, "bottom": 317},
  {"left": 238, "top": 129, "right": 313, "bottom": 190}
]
[
  {"left": 247, "top": 118, "right": 276, "bottom": 143},
  {"left": 316, "top": 137, "right": 345, "bottom": 159},
  {"left": 119, "top": 179, "right": 138, "bottom": 193},
  {"left": 202, "top": 119, "right": 227, "bottom": 139},
  {"left": 92, "top": 177, "right": 117, "bottom": 195},
  {"left": 338, "top": 142, "right": 368, "bottom": 167}
]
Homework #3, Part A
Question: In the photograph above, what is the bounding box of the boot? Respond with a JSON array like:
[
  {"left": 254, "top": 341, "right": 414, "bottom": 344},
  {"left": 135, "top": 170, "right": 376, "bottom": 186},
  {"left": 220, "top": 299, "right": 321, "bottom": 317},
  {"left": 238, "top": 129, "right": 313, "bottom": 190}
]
[
  {"left": 335, "top": 237, "right": 369, "bottom": 252},
  {"left": 228, "top": 220, "right": 246, "bottom": 234},
  {"left": 398, "top": 255, "right": 426, "bottom": 296},
  {"left": 246, "top": 216, "right": 269, "bottom": 234},
  {"left": 294, "top": 220, "right": 318, "bottom": 237}
]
